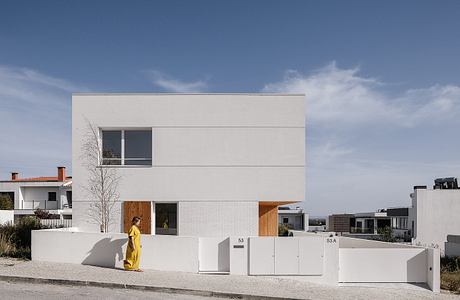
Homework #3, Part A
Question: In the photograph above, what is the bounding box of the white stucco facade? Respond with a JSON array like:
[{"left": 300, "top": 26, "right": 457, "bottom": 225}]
[
  {"left": 409, "top": 188, "right": 460, "bottom": 255},
  {"left": 72, "top": 93, "right": 306, "bottom": 236}
]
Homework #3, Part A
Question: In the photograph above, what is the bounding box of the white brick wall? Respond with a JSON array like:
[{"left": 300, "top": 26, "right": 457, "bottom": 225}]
[{"left": 179, "top": 201, "right": 258, "bottom": 237}]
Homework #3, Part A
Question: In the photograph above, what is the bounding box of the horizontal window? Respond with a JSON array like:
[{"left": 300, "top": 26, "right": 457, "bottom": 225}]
[{"left": 101, "top": 129, "right": 152, "bottom": 166}]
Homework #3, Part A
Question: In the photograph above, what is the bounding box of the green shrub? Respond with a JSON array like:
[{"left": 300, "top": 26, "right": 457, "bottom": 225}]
[
  {"left": 0, "top": 195, "right": 13, "bottom": 210},
  {"left": 34, "top": 208, "right": 60, "bottom": 219},
  {"left": 278, "top": 223, "right": 290, "bottom": 236},
  {"left": 442, "top": 256, "right": 460, "bottom": 273},
  {"left": 0, "top": 216, "right": 48, "bottom": 259},
  {"left": 377, "top": 226, "right": 396, "bottom": 243}
]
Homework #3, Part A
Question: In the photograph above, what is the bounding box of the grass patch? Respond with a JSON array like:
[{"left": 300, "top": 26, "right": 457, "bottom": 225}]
[{"left": 441, "top": 256, "right": 460, "bottom": 293}]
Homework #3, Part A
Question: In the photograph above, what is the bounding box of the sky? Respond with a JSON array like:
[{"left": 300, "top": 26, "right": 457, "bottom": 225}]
[{"left": 1, "top": 0, "right": 460, "bottom": 216}]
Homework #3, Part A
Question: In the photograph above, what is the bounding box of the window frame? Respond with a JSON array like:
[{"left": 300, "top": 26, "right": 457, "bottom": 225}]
[
  {"left": 48, "top": 192, "right": 57, "bottom": 202},
  {"left": 100, "top": 128, "right": 153, "bottom": 167},
  {"left": 154, "top": 202, "right": 178, "bottom": 236}
]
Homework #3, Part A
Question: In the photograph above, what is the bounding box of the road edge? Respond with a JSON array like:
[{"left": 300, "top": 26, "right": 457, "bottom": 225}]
[{"left": 0, "top": 274, "right": 303, "bottom": 300}]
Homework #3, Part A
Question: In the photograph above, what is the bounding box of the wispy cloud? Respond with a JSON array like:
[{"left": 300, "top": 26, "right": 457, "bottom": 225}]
[
  {"left": 264, "top": 62, "right": 460, "bottom": 215},
  {"left": 0, "top": 65, "right": 86, "bottom": 178},
  {"left": 263, "top": 62, "right": 460, "bottom": 128},
  {"left": 146, "top": 70, "right": 208, "bottom": 93}
]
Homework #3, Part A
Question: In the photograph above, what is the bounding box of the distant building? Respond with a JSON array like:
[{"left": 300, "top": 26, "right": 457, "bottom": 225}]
[
  {"left": 350, "top": 208, "right": 409, "bottom": 237},
  {"left": 278, "top": 206, "right": 309, "bottom": 231},
  {"left": 326, "top": 208, "right": 409, "bottom": 240},
  {"left": 0, "top": 167, "right": 72, "bottom": 220},
  {"left": 327, "top": 214, "right": 353, "bottom": 233},
  {"left": 409, "top": 177, "right": 460, "bottom": 255}
]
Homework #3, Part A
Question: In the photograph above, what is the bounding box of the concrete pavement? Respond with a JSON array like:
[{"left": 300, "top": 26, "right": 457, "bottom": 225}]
[
  {"left": 0, "top": 280, "right": 220, "bottom": 300},
  {"left": 0, "top": 258, "right": 458, "bottom": 300}
]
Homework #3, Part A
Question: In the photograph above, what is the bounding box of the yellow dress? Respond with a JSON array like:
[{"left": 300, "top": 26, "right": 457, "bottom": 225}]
[{"left": 124, "top": 225, "right": 141, "bottom": 270}]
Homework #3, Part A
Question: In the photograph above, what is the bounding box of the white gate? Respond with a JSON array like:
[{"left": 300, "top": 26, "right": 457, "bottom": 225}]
[{"left": 248, "top": 236, "right": 324, "bottom": 275}]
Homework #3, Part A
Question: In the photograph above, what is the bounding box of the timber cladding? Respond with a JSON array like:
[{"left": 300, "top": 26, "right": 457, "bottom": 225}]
[
  {"left": 259, "top": 203, "right": 278, "bottom": 236},
  {"left": 123, "top": 201, "right": 152, "bottom": 234}
]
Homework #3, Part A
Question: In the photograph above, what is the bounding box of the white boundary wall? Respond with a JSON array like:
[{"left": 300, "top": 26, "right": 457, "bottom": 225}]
[
  {"left": 199, "top": 237, "right": 230, "bottom": 272},
  {"left": 32, "top": 229, "right": 199, "bottom": 273},
  {"left": 0, "top": 210, "right": 13, "bottom": 225},
  {"left": 339, "top": 248, "right": 427, "bottom": 282},
  {"left": 32, "top": 229, "right": 440, "bottom": 292}
]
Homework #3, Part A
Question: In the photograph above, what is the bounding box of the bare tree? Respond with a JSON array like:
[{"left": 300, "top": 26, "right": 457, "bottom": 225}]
[{"left": 80, "top": 120, "right": 120, "bottom": 232}]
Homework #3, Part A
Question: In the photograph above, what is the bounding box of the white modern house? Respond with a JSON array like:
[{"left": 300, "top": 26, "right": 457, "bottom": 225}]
[
  {"left": 0, "top": 167, "right": 72, "bottom": 220},
  {"left": 72, "top": 93, "right": 305, "bottom": 236},
  {"left": 278, "top": 206, "right": 309, "bottom": 231},
  {"left": 409, "top": 179, "right": 460, "bottom": 255},
  {"left": 31, "top": 93, "right": 440, "bottom": 292}
]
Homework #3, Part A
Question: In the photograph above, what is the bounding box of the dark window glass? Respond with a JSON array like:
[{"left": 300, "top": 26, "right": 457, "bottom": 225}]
[
  {"left": 155, "top": 203, "right": 177, "bottom": 235},
  {"left": 66, "top": 191, "right": 72, "bottom": 208},
  {"left": 48, "top": 192, "right": 57, "bottom": 201},
  {"left": 125, "top": 130, "right": 152, "bottom": 165},
  {"left": 102, "top": 130, "right": 121, "bottom": 165}
]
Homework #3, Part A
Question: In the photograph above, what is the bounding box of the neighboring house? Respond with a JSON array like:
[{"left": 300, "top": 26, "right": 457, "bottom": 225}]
[
  {"left": 0, "top": 167, "right": 72, "bottom": 220},
  {"left": 278, "top": 206, "right": 309, "bottom": 231},
  {"left": 72, "top": 93, "right": 305, "bottom": 236},
  {"left": 409, "top": 178, "right": 460, "bottom": 255},
  {"left": 349, "top": 208, "right": 409, "bottom": 238},
  {"left": 326, "top": 214, "right": 353, "bottom": 233},
  {"left": 327, "top": 208, "right": 409, "bottom": 239},
  {"left": 308, "top": 217, "right": 327, "bottom": 232}
]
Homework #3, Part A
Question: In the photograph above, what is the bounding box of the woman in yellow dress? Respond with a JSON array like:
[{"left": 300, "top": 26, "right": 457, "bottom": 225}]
[{"left": 124, "top": 216, "right": 143, "bottom": 272}]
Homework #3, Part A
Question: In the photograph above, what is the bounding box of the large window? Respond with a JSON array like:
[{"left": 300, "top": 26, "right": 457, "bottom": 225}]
[
  {"left": 102, "top": 129, "right": 152, "bottom": 166},
  {"left": 155, "top": 203, "right": 177, "bottom": 235}
]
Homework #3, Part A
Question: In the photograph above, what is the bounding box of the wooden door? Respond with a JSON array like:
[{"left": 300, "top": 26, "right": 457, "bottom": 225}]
[
  {"left": 123, "top": 201, "right": 151, "bottom": 234},
  {"left": 259, "top": 203, "right": 278, "bottom": 236}
]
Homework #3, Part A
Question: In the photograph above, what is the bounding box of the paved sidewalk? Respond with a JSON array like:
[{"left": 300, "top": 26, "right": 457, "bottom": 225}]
[{"left": 0, "top": 258, "right": 458, "bottom": 300}]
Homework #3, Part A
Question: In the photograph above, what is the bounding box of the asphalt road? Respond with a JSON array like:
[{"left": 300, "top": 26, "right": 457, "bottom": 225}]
[{"left": 0, "top": 281, "right": 220, "bottom": 300}]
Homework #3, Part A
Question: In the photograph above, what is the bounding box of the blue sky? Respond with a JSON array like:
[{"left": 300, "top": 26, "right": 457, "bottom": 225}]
[{"left": 1, "top": 0, "right": 460, "bottom": 215}]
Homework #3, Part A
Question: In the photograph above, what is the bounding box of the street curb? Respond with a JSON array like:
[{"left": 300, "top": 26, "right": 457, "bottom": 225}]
[{"left": 0, "top": 274, "right": 303, "bottom": 300}]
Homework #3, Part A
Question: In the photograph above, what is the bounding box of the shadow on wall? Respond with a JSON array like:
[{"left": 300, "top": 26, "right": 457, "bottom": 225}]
[
  {"left": 218, "top": 238, "right": 230, "bottom": 272},
  {"left": 407, "top": 250, "right": 427, "bottom": 283},
  {"left": 82, "top": 237, "right": 127, "bottom": 269}
]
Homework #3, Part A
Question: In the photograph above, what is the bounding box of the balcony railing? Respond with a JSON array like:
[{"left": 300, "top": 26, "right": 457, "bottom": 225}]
[
  {"left": 39, "top": 219, "right": 72, "bottom": 228},
  {"left": 350, "top": 227, "right": 375, "bottom": 234},
  {"left": 19, "top": 201, "right": 63, "bottom": 210}
]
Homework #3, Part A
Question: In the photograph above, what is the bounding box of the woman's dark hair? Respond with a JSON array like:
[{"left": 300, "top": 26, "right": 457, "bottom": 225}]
[{"left": 132, "top": 216, "right": 141, "bottom": 223}]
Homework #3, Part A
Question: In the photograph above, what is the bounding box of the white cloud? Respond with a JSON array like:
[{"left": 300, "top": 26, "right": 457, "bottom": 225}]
[
  {"left": 264, "top": 62, "right": 460, "bottom": 216},
  {"left": 146, "top": 70, "right": 208, "bottom": 93},
  {"left": 263, "top": 62, "right": 460, "bottom": 128},
  {"left": 0, "top": 65, "right": 85, "bottom": 179}
]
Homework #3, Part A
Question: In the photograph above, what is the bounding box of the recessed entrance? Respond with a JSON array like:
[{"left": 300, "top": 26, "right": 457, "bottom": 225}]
[{"left": 258, "top": 201, "right": 299, "bottom": 236}]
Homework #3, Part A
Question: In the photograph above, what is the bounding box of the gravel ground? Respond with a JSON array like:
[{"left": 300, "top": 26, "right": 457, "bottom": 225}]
[{"left": 0, "top": 258, "right": 458, "bottom": 300}]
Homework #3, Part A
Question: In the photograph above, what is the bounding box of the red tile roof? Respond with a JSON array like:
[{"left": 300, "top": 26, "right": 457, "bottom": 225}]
[{"left": 6, "top": 176, "right": 72, "bottom": 182}]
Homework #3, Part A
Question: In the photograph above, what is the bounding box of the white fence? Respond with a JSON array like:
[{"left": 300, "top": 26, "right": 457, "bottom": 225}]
[
  {"left": 248, "top": 236, "right": 324, "bottom": 275},
  {"left": 32, "top": 229, "right": 199, "bottom": 272},
  {"left": 0, "top": 210, "right": 14, "bottom": 225},
  {"left": 31, "top": 229, "right": 440, "bottom": 292},
  {"left": 40, "top": 219, "right": 72, "bottom": 228},
  {"left": 339, "top": 248, "right": 427, "bottom": 282}
]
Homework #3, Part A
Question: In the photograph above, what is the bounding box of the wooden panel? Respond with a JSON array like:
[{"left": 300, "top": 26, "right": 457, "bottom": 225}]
[
  {"left": 123, "top": 201, "right": 152, "bottom": 234},
  {"left": 259, "top": 203, "right": 278, "bottom": 236}
]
